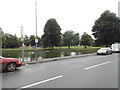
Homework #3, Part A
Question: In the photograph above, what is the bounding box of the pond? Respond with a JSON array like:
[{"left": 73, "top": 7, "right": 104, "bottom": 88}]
[{"left": 2, "top": 49, "right": 97, "bottom": 62}]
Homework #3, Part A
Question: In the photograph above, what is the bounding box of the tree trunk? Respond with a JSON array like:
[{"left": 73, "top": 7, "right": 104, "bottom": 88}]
[
  {"left": 84, "top": 45, "right": 87, "bottom": 48},
  {"left": 68, "top": 45, "right": 70, "bottom": 49},
  {"left": 51, "top": 46, "right": 54, "bottom": 49}
]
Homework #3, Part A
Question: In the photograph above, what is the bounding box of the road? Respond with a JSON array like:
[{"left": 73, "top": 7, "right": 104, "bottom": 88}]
[{"left": 2, "top": 53, "right": 119, "bottom": 89}]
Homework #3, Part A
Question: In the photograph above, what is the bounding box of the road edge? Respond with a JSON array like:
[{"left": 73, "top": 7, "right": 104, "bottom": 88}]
[{"left": 22, "top": 53, "right": 96, "bottom": 65}]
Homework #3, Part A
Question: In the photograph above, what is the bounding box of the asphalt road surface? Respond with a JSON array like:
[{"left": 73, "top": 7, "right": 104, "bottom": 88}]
[{"left": 2, "top": 53, "right": 119, "bottom": 89}]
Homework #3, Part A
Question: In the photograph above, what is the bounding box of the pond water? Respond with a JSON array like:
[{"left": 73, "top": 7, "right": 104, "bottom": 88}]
[{"left": 2, "top": 49, "right": 97, "bottom": 62}]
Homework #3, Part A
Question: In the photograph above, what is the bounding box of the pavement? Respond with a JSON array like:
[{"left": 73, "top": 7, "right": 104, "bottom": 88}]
[{"left": 2, "top": 53, "right": 118, "bottom": 89}]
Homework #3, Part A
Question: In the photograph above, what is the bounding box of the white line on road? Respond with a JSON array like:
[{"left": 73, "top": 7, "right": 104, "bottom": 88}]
[
  {"left": 19, "top": 75, "right": 63, "bottom": 89},
  {"left": 84, "top": 61, "right": 111, "bottom": 70}
]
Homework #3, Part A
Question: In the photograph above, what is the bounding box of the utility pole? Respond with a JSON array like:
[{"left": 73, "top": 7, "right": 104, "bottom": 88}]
[
  {"left": 35, "top": 0, "right": 38, "bottom": 48},
  {"left": 21, "top": 25, "right": 24, "bottom": 62},
  {"left": 35, "top": 0, "right": 38, "bottom": 61}
]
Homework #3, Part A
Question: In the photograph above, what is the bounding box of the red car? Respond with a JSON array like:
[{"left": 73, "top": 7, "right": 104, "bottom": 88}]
[{"left": 0, "top": 56, "right": 22, "bottom": 72}]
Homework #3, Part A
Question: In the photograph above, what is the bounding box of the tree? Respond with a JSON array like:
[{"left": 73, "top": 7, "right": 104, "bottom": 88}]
[
  {"left": 13, "top": 34, "right": 20, "bottom": 48},
  {"left": 0, "top": 28, "right": 2, "bottom": 48},
  {"left": 1, "top": 29, "right": 21, "bottom": 48},
  {"left": 92, "top": 10, "right": 119, "bottom": 46},
  {"left": 42, "top": 18, "right": 61, "bottom": 49},
  {"left": 80, "top": 32, "right": 93, "bottom": 48},
  {"left": 63, "top": 30, "right": 80, "bottom": 49},
  {"left": 72, "top": 33, "right": 80, "bottom": 46},
  {"left": 0, "top": 28, "right": 7, "bottom": 48},
  {"left": 29, "top": 35, "right": 36, "bottom": 46},
  {"left": 2, "top": 33, "right": 20, "bottom": 48},
  {"left": 24, "top": 35, "right": 30, "bottom": 46}
]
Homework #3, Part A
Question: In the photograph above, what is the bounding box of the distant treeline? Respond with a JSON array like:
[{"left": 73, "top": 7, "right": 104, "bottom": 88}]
[
  {"left": 1, "top": 29, "right": 93, "bottom": 49},
  {"left": 1, "top": 10, "right": 120, "bottom": 49}
]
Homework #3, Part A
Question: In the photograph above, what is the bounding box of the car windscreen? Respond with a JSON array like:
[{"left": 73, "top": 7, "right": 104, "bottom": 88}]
[
  {"left": 99, "top": 49, "right": 107, "bottom": 51},
  {"left": 112, "top": 44, "right": 118, "bottom": 48}
]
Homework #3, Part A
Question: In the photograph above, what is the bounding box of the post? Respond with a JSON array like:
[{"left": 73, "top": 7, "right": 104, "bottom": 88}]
[
  {"left": 21, "top": 26, "right": 24, "bottom": 62},
  {"left": 35, "top": 0, "right": 38, "bottom": 60},
  {"left": 35, "top": 0, "right": 38, "bottom": 48}
]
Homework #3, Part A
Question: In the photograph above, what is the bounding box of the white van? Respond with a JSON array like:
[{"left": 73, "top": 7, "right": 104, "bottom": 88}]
[{"left": 111, "top": 43, "right": 120, "bottom": 52}]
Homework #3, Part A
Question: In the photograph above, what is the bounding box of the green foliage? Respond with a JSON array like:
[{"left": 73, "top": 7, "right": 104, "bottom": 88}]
[
  {"left": 37, "top": 36, "right": 41, "bottom": 47},
  {"left": 72, "top": 33, "right": 80, "bottom": 46},
  {"left": 42, "top": 18, "right": 61, "bottom": 49},
  {"left": 24, "top": 35, "right": 30, "bottom": 46},
  {"left": 80, "top": 32, "right": 93, "bottom": 48},
  {"left": 62, "top": 30, "right": 80, "bottom": 49},
  {"left": 0, "top": 28, "right": 2, "bottom": 49},
  {"left": 21, "top": 35, "right": 41, "bottom": 47},
  {"left": 2, "top": 33, "right": 20, "bottom": 48},
  {"left": 92, "top": 10, "right": 119, "bottom": 46},
  {"left": 29, "top": 35, "right": 36, "bottom": 46},
  {"left": 1, "top": 29, "right": 41, "bottom": 48}
]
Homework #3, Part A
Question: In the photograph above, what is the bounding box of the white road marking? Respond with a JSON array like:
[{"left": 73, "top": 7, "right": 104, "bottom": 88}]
[
  {"left": 84, "top": 61, "right": 111, "bottom": 70},
  {"left": 20, "top": 75, "right": 63, "bottom": 89}
]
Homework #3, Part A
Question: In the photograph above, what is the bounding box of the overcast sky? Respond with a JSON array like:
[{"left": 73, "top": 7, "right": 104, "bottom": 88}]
[{"left": 0, "top": 0, "right": 119, "bottom": 38}]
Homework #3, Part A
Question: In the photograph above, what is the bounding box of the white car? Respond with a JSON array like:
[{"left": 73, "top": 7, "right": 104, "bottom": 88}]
[{"left": 97, "top": 48, "right": 112, "bottom": 55}]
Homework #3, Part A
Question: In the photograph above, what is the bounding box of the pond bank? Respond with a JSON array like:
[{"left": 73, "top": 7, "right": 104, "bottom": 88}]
[
  {"left": 23, "top": 53, "right": 96, "bottom": 65},
  {"left": 2, "top": 47, "right": 100, "bottom": 62},
  {"left": 1, "top": 46, "right": 101, "bottom": 51}
]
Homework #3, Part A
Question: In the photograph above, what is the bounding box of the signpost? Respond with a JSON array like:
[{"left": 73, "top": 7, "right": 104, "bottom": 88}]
[{"left": 21, "top": 25, "right": 24, "bottom": 62}]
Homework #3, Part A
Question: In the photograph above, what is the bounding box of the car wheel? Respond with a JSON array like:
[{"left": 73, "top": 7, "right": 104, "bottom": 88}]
[
  {"left": 107, "top": 52, "right": 109, "bottom": 55},
  {"left": 6, "top": 63, "right": 16, "bottom": 72}
]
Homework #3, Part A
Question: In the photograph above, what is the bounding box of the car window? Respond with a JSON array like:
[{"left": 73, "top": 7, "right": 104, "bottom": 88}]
[{"left": 100, "top": 48, "right": 106, "bottom": 50}]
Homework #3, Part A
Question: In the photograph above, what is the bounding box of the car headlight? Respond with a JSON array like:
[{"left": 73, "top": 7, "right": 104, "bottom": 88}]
[{"left": 18, "top": 58, "right": 22, "bottom": 62}]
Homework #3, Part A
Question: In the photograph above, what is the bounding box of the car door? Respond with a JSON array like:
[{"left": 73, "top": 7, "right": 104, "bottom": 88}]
[{"left": 0, "top": 57, "right": 2, "bottom": 70}]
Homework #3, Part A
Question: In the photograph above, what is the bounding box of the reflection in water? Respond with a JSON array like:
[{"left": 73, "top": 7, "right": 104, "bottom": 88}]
[
  {"left": 61, "top": 52, "right": 64, "bottom": 57},
  {"left": 70, "top": 52, "right": 76, "bottom": 56},
  {"left": 2, "top": 49, "right": 97, "bottom": 62}
]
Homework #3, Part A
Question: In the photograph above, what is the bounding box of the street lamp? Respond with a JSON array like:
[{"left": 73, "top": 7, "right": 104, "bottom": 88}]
[
  {"left": 35, "top": 0, "right": 38, "bottom": 48},
  {"left": 35, "top": 0, "right": 38, "bottom": 61}
]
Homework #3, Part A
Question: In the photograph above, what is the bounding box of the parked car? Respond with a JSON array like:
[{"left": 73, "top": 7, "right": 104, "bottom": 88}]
[
  {"left": 97, "top": 48, "right": 112, "bottom": 55},
  {"left": 0, "top": 56, "right": 22, "bottom": 72},
  {"left": 111, "top": 43, "right": 120, "bottom": 53}
]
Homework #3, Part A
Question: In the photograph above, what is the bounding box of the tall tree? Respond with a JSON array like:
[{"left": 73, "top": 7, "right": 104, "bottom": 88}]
[
  {"left": 63, "top": 30, "right": 80, "bottom": 49},
  {"left": 42, "top": 18, "right": 61, "bottom": 49},
  {"left": 92, "top": 10, "right": 119, "bottom": 46},
  {"left": 72, "top": 33, "right": 80, "bottom": 46},
  {"left": 80, "top": 32, "right": 93, "bottom": 48}
]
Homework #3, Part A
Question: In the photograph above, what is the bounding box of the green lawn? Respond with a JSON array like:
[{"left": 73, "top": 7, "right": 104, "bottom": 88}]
[{"left": 1, "top": 46, "right": 102, "bottom": 51}]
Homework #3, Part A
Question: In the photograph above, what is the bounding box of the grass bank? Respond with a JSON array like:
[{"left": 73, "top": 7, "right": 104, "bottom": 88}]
[{"left": 1, "top": 46, "right": 101, "bottom": 51}]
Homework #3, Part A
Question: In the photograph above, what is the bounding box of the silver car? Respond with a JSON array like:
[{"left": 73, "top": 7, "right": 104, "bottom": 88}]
[{"left": 97, "top": 48, "right": 112, "bottom": 55}]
